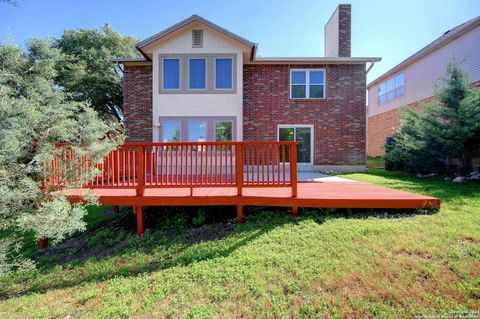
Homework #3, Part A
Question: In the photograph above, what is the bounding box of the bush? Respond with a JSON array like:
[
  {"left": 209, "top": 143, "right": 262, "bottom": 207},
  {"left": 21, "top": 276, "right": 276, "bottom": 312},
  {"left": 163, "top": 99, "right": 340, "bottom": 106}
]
[{"left": 384, "top": 63, "right": 480, "bottom": 174}]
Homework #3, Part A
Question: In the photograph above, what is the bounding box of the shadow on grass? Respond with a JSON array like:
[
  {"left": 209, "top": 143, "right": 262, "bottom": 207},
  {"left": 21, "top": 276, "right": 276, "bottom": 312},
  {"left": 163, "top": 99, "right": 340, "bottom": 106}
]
[{"left": 0, "top": 204, "right": 438, "bottom": 300}]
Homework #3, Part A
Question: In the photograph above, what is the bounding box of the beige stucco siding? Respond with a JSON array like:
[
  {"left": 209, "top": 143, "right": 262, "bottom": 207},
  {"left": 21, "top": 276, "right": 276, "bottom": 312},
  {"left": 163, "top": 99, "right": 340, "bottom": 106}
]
[
  {"left": 368, "top": 25, "right": 480, "bottom": 117},
  {"left": 152, "top": 27, "right": 244, "bottom": 142}
]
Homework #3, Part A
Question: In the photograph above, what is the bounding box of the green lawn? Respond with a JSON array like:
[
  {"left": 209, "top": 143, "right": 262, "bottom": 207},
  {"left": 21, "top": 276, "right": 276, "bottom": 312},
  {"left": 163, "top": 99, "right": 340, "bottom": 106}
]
[
  {"left": 367, "top": 156, "right": 385, "bottom": 168},
  {"left": 0, "top": 169, "right": 479, "bottom": 318}
]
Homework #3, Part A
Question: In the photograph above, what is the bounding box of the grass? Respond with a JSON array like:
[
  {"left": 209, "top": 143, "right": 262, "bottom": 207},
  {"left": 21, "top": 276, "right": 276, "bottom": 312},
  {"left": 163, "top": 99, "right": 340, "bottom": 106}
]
[
  {"left": 0, "top": 169, "right": 479, "bottom": 318},
  {"left": 367, "top": 156, "right": 385, "bottom": 168}
]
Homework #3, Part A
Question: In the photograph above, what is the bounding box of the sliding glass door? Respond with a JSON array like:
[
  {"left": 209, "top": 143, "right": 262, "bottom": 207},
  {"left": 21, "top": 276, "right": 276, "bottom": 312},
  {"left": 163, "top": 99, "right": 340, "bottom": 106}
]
[{"left": 278, "top": 125, "right": 313, "bottom": 164}]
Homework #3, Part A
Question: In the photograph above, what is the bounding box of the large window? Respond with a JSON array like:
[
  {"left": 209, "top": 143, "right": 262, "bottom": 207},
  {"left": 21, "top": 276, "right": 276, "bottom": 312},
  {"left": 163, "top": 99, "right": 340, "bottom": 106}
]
[
  {"left": 378, "top": 73, "right": 404, "bottom": 105},
  {"left": 188, "top": 120, "right": 207, "bottom": 142},
  {"left": 290, "top": 69, "right": 325, "bottom": 99},
  {"left": 163, "top": 58, "right": 180, "bottom": 90},
  {"left": 215, "top": 121, "right": 232, "bottom": 142},
  {"left": 161, "top": 121, "right": 181, "bottom": 142},
  {"left": 215, "top": 58, "right": 233, "bottom": 89},
  {"left": 189, "top": 58, "right": 206, "bottom": 89}
]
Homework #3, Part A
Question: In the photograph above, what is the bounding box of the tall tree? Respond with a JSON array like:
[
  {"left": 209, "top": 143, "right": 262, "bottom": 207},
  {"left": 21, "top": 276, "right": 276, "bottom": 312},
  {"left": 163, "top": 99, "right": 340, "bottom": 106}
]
[
  {"left": 385, "top": 63, "right": 480, "bottom": 174},
  {"left": 0, "top": 39, "right": 121, "bottom": 276},
  {"left": 54, "top": 24, "right": 139, "bottom": 122}
]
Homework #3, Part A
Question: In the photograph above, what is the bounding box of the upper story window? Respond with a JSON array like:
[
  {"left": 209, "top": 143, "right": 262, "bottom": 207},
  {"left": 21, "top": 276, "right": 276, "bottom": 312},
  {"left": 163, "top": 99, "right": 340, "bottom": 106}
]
[
  {"left": 189, "top": 58, "right": 206, "bottom": 89},
  {"left": 290, "top": 69, "right": 325, "bottom": 99},
  {"left": 192, "top": 30, "right": 203, "bottom": 47},
  {"left": 215, "top": 58, "right": 233, "bottom": 89},
  {"left": 163, "top": 58, "right": 180, "bottom": 90},
  {"left": 378, "top": 73, "right": 404, "bottom": 105}
]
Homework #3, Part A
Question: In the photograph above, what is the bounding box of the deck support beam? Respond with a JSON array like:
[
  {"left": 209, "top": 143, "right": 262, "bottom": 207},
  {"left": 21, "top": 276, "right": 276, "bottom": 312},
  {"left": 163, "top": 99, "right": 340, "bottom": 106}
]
[
  {"left": 291, "top": 206, "right": 298, "bottom": 217},
  {"left": 38, "top": 238, "right": 48, "bottom": 249},
  {"left": 237, "top": 205, "right": 243, "bottom": 224},
  {"left": 136, "top": 206, "right": 144, "bottom": 236}
]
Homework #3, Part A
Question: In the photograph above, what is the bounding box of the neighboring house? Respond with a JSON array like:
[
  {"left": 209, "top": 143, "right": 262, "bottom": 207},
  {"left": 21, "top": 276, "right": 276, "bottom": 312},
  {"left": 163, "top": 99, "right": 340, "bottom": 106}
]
[
  {"left": 367, "top": 16, "right": 480, "bottom": 157},
  {"left": 115, "top": 5, "right": 381, "bottom": 171}
]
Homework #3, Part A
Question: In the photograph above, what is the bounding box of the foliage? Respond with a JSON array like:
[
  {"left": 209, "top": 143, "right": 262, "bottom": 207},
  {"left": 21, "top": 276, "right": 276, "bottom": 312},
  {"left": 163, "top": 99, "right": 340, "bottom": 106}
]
[
  {"left": 385, "top": 63, "right": 480, "bottom": 174},
  {"left": 0, "top": 39, "right": 120, "bottom": 276},
  {"left": 192, "top": 209, "right": 207, "bottom": 227},
  {"left": 0, "top": 169, "right": 479, "bottom": 317},
  {"left": 54, "top": 24, "right": 139, "bottom": 122}
]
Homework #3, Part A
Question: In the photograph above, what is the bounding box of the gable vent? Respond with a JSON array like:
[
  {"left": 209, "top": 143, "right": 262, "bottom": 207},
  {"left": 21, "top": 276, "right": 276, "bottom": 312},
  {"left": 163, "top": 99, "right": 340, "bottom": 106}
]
[{"left": 192, "top": 29, "right": 203, "bottom": 47}]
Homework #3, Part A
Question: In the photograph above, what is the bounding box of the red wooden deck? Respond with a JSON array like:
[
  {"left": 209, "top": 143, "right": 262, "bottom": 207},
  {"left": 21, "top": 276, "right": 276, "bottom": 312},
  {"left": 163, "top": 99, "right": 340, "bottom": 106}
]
[
  {"left": 65, "top": 181, "right": 440, "bottom": 209},
  {"left": 43, "top": 141, "right": 440, "bottom": 243}
]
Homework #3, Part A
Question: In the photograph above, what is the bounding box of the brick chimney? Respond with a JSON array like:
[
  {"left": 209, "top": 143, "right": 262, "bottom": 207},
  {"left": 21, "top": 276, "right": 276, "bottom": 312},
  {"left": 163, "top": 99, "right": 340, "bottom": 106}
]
[{"left": 324, "top": 4, "right": 351, "bottom": 57}]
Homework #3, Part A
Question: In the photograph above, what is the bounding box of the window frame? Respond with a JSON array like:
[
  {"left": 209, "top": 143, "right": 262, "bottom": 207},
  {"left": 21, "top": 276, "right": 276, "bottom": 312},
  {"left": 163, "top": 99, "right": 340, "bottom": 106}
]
[
  {"left": 162, "top": 58, "right": 181, "bottom": 91},
  {"left": 214, "top": 57, "right": 234, "bottom": 90},
  {"left": 188, "top": 57, "right": 207, "bottom": 90},
  {"left": 378, "top": 72, "right": 405, "bottom": 105},
  {"left": 289, "top": 69, "right": 326, "bottom": 100},
  {"left": 277, "top": 124, "right": 314, "bottom": 165}
]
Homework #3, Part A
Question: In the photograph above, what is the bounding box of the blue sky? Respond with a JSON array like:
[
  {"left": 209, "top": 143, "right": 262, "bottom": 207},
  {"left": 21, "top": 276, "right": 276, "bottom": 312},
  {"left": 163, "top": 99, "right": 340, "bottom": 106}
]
[{"left": 1, "top": 0, "right": 479, "bottom": 82}]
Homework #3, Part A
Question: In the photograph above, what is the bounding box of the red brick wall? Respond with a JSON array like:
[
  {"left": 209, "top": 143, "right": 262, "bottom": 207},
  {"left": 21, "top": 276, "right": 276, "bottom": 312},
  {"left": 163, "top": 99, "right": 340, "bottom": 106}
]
[
  {"left": 123, "top": 65, "right": 153, "bottom": 142},
  {"left": 243, "top": 64, "right": 366, "bottom": 166}
]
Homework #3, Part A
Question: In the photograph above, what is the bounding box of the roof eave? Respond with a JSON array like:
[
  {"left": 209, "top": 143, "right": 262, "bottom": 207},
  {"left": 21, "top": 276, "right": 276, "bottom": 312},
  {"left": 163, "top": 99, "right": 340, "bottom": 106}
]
[
  {"left": 136, "top": 14, "right": 255, "bottom": 54},
  {"left": 368, "top": 16, "right": 480, "bottom": 88}
]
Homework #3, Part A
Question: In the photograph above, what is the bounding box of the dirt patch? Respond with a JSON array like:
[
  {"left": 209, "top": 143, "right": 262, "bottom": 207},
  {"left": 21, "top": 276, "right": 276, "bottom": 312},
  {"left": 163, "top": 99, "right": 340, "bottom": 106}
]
[{"left": 38, "top": 207, "right": 237, "bottom": 266}]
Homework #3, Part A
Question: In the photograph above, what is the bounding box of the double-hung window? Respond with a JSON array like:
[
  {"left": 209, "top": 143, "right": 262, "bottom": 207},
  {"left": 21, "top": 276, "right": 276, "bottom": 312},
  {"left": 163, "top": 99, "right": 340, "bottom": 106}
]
[
  {"left": 378, "top": 73, "right": 404, "bottom": 105},
  {"left": 189, "top": 58, "right": 206, "bottom": 89},
  {"left": 215, "top": 58, "right": 233, "bottom": 89},
  {"left": 290, "top": 69, "right": 325, "bottom": 99},
  {"left": 163, "top": 58, "right": 180, "bottom": 90}
]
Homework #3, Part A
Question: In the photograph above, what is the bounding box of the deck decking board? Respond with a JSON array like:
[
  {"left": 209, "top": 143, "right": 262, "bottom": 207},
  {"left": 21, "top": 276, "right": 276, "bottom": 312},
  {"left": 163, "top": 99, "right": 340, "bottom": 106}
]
[{"left": 66, "top": 182, "right": 440, "bottom": 209}]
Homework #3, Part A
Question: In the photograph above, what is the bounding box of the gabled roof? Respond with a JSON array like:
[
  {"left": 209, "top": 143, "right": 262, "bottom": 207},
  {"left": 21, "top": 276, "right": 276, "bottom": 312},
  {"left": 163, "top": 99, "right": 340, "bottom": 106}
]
[
  {"left": 135, "top": 14, "right": 257, "bottom": 61},
  {"left": 115, "top": 14, "right": 380, "bottom": 66},
  {"left": 368, "top": 16, "right": 480, "bottom": 87}
]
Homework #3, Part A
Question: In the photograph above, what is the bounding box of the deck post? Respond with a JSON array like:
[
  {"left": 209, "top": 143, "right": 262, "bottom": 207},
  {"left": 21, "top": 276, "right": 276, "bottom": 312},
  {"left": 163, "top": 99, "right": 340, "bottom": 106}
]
[
  {"left": 136, "top": 206, "right": 144, "bottom": 236},
  {"left": 235, "top": 144, "right": 243, "bottom": 196},
  {"left": 291, "top": 206, "right": 298, "bottom": 217},
  {"left": 237, "top": 205, "right": 243, "bottom": 224},
  {"left": 290, "top": 143, "right": 298, "bottom": 198},
  {"left": 112, "top": 206, "right": 120, "bottom": 213},
  {"left": 136, "top": 145, "right": 145, "bottom": 196},
  {"left": 38, "top": 238, "right": 48, "bottom": 249}
]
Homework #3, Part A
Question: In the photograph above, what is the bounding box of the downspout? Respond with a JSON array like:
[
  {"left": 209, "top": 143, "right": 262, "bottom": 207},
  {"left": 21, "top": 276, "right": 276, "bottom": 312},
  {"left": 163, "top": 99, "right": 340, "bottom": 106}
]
[{"left": 366, "top": 59, "right": 376, "bottom": 74}]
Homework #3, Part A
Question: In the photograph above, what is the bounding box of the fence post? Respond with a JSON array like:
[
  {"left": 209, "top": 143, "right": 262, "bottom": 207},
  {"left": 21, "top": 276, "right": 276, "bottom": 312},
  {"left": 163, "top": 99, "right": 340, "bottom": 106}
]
[
  {"left": 137, "top": 145, "right": 145, "bottom": 196},
  {"left": 235, "top": 143, "right": 243, "bottom": 196},
  {"left": 290, "top": 142, "right": 297, "bottom": 198}
]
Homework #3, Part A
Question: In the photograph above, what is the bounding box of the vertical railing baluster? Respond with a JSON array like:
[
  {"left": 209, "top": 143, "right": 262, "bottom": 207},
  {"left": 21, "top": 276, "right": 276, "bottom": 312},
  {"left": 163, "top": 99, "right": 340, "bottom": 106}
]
[
  {"left": 290, "top": 143, "right": 297, "bottom": 197},
  {"left": 235, "top": 143, "right": 243, "bottom": 196}
]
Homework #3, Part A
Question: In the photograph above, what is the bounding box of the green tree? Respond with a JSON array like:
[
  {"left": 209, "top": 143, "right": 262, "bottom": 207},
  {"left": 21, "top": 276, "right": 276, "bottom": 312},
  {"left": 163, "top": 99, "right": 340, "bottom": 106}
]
[
  {"left": 385, "top": 63, "right": 480, "bottom": 174},
  {"left": 0, "top": 39, "right": 121, "bottom": 276},
  {"left": 54, "top": 24, "right": 139, "bottom": 122}
]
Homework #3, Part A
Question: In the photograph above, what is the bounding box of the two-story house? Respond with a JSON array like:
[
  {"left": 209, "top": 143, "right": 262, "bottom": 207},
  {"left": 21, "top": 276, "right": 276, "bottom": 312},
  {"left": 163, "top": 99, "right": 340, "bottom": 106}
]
[
  {"left": 367, "top": 16, "right": 480, "bottom": 157},
  {"left": 115, "top": 5, "right": 380, "bottom": 172}
]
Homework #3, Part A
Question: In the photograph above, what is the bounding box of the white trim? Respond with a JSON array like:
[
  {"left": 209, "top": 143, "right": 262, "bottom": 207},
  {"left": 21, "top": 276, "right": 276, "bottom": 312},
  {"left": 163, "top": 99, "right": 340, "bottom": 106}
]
[
  {"left": 214, "top": 57, "right": 234, "bottom": 90},
  {"left": 187, "top": 57, "right": 207, "bottom": 91},
  {"left": 289, "top": 69, "right": 326, "bottom": 99},
  {"left": 162, "top": 58, "right": 181, "bottom": 91},
  {"left": 277, "top": 124, "right": 314, "bottom": 165}
]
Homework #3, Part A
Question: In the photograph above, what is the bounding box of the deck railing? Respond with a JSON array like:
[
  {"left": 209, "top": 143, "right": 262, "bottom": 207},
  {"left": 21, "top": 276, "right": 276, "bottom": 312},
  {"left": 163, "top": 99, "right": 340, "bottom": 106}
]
[{"left": 45, "top": 141, "right": 298, "bottom": 197}]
